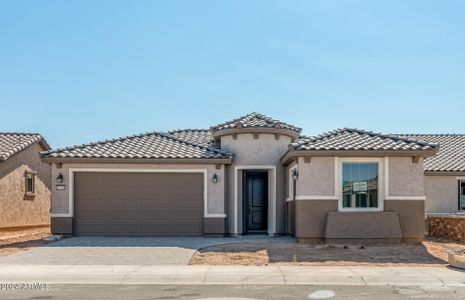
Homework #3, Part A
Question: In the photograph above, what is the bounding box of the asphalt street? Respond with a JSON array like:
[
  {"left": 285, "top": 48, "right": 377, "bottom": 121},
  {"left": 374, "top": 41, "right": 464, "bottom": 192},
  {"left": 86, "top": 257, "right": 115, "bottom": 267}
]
[{"left": 2, "top": 284, "right": 465, "bottom": 300}]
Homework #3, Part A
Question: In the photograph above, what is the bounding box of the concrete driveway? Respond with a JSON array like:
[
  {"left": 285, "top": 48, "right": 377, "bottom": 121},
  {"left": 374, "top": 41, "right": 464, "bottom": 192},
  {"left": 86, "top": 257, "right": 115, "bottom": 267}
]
[{"left": 0, "top": 236, "right": 294, "bottom": 265}]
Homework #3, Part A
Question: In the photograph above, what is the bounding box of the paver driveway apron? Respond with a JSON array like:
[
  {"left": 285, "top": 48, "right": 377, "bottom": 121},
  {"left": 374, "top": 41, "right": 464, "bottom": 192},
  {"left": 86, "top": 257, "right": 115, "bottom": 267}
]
[{"left": 0, "top": 236, "right": 294, "bottom": 265}]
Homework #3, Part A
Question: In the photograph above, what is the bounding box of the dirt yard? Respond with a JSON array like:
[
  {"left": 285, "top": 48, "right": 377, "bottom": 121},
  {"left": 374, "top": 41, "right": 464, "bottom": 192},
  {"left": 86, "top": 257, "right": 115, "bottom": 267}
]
[
  {"left": 189, "top": 238, "right": 465, "bottom": 267},
  {"left": 0, "top": 227, "right": 51, "bottom": 256}
]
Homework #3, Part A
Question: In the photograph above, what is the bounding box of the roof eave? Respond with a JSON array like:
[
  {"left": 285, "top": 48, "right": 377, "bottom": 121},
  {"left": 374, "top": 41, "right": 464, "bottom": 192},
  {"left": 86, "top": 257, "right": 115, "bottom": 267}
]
[
  {"left": 38, "top": 138, "right": 52, "bottom": 151},
  {"left": 424, "top": 170, "right": 465, "bottom": 176},
  {"left": 281, "top": 149, "right": 438, "bottom": 166},
  {"left": 41, "top": 157, "right": 233, "bottom": 165}
]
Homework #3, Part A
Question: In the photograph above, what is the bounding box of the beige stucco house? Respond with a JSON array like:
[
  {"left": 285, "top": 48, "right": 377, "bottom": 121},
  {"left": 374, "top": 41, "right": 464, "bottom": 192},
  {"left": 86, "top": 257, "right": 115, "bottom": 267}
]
[
  {"left": 0, "top": 133, "right": 51, "bottom": 229},
  {"left": 43, "top": 112, "right": 456, "bottom": 243}
]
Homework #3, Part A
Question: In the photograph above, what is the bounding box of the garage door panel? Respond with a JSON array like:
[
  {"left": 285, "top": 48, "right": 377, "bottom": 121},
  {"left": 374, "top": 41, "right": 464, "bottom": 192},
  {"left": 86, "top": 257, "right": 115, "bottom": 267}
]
[
  {"left": 106, "top": 199, "right": 139, "bottom": 209},
  {"left": 108, "top": 212, "right": 139, "bottom": 221},
  {"left": 173, "top": 224, "right": 202, "bottom": 234},
  {"left": 140, "top": 200, "right": 171, "bottom": 209},
  {"left": 74, "top": 172, "right": 204, "bottom": 236},
  {"left": 139, "top": 224, "right": 172, "bottom": 233},
  {"left": 76, "top": 211, "right": 108, "bottom": 220}
]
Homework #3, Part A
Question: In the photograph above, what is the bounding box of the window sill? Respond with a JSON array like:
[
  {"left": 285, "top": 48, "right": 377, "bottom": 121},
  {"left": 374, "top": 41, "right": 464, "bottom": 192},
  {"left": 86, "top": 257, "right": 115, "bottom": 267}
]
[
  {"left": 25, "top": 192, "right": 36, "bottom": 197},
  {"left": 339, "top": 208, "right": 383, "bottom": 212}
]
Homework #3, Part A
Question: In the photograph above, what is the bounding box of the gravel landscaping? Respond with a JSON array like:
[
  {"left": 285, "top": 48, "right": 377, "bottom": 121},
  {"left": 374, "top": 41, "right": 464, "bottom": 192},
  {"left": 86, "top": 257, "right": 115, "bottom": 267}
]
[
  {"left": 0, "top": 227, "right": 51, "bottom": 256},
  {"left": 189, "top": 238, "right": 465, "bottom": 267}
]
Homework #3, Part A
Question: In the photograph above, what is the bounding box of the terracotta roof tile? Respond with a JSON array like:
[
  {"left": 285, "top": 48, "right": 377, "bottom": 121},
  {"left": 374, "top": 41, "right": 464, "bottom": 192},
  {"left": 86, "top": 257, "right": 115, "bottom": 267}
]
[
  {"left": 166, "top": 129, "right": 214, "bottom": 147},
  {"left": 0, "top": 133, "right": 50, "bottom": 161},
  {"left": 211, "top": 112, "right": 301, "bottom": 133},
  {"left": 292, "top": 128, "right": 438, "bottom": 151},
  {"left": 41, "top": 132, "right": 230, "bottom": 160}
]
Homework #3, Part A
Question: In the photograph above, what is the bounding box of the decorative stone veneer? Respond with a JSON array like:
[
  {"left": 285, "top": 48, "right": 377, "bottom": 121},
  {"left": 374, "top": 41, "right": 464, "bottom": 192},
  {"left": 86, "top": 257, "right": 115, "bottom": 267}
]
[{"left": 428, "top": 214, "right": 465, "bottom": 241}]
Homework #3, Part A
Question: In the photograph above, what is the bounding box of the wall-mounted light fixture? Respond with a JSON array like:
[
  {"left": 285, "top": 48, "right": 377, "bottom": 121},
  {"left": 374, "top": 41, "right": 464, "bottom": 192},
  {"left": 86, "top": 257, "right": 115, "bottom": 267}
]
[
  {"left": 292, "top": 169, "right": 299, "bottom": 181},
  {"left": 56, "top": 173, "right": 64, "bottom": 184},
  {"left": 212, "top": 173, "right": 218, "bottom": 183}
]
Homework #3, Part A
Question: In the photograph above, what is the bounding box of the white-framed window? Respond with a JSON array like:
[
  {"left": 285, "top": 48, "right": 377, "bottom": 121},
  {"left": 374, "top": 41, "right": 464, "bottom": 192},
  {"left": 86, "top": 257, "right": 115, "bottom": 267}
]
[
  {"left": 25, "top": 171, "right": 36, "bottom": 195},
  {"left": 338, "top": 158, "right": 384, "bottom": 212},
  {"left": 459, "top": 180, "right": 465, "bottom": 210}
]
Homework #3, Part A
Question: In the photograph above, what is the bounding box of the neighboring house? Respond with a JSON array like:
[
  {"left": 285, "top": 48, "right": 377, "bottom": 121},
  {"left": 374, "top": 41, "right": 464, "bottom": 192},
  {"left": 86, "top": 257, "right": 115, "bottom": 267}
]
[
  {"left": 0, "top": 133, "right": 51, "bottom": 229},
  {"left": 396, "top": 134, "right": 465, "bottom": 214},
  {"left": 42, "top": 113, "right": 442, "bottom": 243}
]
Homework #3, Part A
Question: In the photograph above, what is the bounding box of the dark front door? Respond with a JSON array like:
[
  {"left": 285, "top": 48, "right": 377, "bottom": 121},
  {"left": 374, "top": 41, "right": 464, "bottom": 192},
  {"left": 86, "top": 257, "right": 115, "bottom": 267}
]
[{"left": 244, "top": 171, "right": 268, "bottom": 232}]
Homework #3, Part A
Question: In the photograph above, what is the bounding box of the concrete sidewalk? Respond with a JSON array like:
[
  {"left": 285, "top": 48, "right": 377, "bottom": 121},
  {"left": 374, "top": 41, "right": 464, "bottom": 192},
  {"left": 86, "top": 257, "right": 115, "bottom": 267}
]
[{"left": 1, "top": 265, "right": 465, "bottom": 286}]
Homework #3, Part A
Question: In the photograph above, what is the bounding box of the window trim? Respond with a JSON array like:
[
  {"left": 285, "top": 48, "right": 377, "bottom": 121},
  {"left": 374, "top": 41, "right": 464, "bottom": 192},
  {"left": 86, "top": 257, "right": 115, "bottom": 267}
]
[
  {"left": 25, "top": 170, "right": 37, "bottom": 196},
  {"left": 338, "top": 157, "right": 384, "bottom": 212},
  {"left": 459, "top": 180, "right": 465, "bottom": 211}
]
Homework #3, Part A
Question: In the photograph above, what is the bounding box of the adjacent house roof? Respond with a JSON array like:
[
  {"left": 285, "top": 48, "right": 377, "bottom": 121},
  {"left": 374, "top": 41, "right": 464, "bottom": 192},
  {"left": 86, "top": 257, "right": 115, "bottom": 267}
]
[
  {"left": 41, "top": 132, "right": 231, "bottom": 162},
  {"left": 210, "top": 112, "right": 302, "bottom": 134},
  {"left": 291, "top": 128, "right": 438, "bottom": 151},
  {"left": 394, "top": 134, "right": 465, "bottom": 172},
  {"left": 0, "top": 133, "right": 51, "bottom": 161},
  {"left": 166, "top": 129, "right": 214, "bottom": 148}
]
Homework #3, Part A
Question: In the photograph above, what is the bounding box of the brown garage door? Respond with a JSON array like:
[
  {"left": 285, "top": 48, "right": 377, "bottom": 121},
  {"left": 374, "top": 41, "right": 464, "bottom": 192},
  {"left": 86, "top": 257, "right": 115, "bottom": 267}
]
[{"left": 74, "top": 172, "right": 203, "bottom": 236}]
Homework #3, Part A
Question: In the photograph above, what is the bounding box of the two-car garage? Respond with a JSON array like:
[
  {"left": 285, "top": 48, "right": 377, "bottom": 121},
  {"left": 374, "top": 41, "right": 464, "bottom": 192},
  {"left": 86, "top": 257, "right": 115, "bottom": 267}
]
[{"left": 73, "top": 172, "right": 204, "bottom": 236}]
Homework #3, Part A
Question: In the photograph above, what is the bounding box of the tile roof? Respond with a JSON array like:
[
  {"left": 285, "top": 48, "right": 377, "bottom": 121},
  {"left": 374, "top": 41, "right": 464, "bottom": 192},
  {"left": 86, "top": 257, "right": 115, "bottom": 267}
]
[
  {"left": 291, "top": 128, "right": 438, "bottom": 152},
  {"left": 41, "top": 132, "right": 231, "bottom": 160},
  {"left": 0, "top": 133, "right": 50, "bottom": 161},
  {"left": 166, "top": 129, "right": 214, "bottom": 148},
  {"left": 210, "top": 112, "right": 302, "bottom": 133},
  {"left": 394, "top": 134, "right": 465, "bottom": 172}
]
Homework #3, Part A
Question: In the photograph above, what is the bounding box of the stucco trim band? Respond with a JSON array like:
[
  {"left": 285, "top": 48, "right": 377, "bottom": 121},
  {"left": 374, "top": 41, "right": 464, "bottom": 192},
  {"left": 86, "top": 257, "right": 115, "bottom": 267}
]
[
  {"left": 51, "top": 168, "right": 224, "bottom": 219},
  {"left": 295, "top": 195, "right": 338, "bottom": 200},
  {"left": 425, "top": 171, "right": 465, "bottom": 176},
  {"left": 385, "top": 196, "right": 426, "bottom": 200}
]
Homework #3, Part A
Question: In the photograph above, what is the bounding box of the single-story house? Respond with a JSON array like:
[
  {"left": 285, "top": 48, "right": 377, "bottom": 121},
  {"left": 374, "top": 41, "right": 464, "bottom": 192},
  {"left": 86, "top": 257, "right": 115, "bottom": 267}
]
[
  {"left": 0, "top": 133, "right": 51, "bottom": 230},
  {"left": 43, "top": 112, "right": 458, "bottom": 243}
]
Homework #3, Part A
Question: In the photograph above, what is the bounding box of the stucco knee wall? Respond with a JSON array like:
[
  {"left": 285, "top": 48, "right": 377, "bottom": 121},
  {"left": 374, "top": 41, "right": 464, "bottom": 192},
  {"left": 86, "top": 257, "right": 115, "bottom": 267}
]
[
  {"left": 294, "top": 200, "right": 338, "bottom": 241},
  {"left": 294, "top": 200, "right": 424, "bottom": 242},
  {"left": 50, "top": 163, "right": 226, "bottom": 216},
  {"left": 384, "top": 200, "right": 425, "bottom": 240}
]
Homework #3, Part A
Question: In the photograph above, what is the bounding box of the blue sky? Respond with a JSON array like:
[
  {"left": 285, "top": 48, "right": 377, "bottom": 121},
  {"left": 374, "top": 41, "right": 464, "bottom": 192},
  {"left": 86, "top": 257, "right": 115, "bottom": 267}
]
[{"left": 1, "top": 1, "right": 464, "bottom": 148}]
